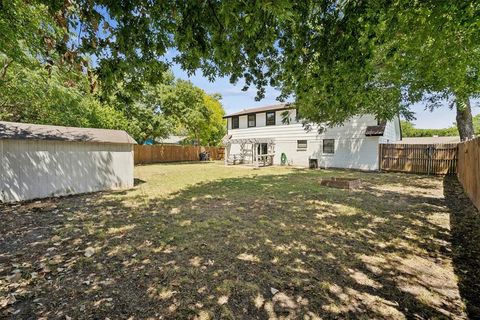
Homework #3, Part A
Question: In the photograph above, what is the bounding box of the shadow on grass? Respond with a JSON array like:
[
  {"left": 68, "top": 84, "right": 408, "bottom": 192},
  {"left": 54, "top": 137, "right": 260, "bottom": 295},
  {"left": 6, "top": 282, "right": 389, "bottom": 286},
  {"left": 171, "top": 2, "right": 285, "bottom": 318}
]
[
  {"left": 0, "top": 169, "right": 465, "bottom": 319},
  {"left": 443, "top": 175, "right": 480, "bottom": 319}
]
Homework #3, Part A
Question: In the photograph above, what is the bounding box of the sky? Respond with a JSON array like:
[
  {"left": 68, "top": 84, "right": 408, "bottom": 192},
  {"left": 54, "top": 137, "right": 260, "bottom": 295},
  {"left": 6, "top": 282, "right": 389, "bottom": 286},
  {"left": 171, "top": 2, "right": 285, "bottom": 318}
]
[{"left": 171, "top": 63, "right": 479, "bottom": 129}]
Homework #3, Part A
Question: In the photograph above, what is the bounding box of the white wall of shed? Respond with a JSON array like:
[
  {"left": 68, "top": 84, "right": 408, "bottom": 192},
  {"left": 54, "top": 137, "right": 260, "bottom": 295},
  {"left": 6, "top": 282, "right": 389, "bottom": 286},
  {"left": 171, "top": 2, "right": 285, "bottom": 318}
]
[
  {"left": 227, "top": 114, "right": 382, "bottom": 170},
  {"left": 0, "top": 140, "right": 134, "bottom": 203}
]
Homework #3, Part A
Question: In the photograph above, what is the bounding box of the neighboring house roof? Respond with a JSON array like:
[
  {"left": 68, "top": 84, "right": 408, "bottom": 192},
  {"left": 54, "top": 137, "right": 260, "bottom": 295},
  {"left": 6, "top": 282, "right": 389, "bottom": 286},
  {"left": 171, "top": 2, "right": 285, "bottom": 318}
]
[
  {"left": 155, "top": 135, "right": 188, "bottom": 144},
  {"left": 0, "top": 121, "right": 137, "bottom": 144},
  {"left": 401, "top": 136, "right": 460, "bottom": 144},
  {"left": 365, "top": 125, "right": 386, "bottom": 136},
  {"left": 224, "top": 103, "right": 293, "bottom": 118}
]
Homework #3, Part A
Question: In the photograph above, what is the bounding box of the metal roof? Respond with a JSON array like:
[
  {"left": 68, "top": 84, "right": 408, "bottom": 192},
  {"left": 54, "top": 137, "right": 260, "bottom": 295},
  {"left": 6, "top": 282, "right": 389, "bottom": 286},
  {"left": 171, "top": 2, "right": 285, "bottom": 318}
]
[
  {"left": 0, "top": 121, "right": 137, "bottom": 144},
  {"left": 224, "top": 103, "right": 293, "bottom": 118}
]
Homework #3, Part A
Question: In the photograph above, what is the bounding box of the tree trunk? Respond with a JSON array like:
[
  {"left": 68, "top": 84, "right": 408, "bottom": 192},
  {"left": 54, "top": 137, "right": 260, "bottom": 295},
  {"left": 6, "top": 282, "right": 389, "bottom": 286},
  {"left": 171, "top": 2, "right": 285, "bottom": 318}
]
[{"left": 455, "top": 94, "right": 475, "bottom": 141}]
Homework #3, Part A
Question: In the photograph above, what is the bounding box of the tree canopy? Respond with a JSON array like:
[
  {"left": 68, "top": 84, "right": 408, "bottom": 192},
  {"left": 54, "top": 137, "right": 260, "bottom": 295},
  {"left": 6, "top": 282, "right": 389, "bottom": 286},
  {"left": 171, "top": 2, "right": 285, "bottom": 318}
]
[
  {"left": 2, "top": 1, "right": 479, "bottom": 140},
  {"left": 0, "top": 0, "right": 226, "bottom": 145}
]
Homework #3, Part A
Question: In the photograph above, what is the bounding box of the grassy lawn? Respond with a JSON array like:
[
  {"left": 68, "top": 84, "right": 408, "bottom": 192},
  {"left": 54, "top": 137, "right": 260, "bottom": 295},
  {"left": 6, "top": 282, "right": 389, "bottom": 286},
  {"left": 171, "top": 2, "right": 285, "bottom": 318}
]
[{"left": 0, "top": 162, "right": 467, "bottom": 319}]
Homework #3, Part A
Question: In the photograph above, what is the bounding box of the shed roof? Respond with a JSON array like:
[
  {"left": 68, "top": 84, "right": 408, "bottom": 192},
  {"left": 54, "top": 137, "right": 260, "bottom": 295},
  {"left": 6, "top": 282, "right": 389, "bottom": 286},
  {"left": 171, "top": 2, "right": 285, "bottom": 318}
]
[
  {"left": 224, "top": 103, "right": 293, "bottom": 118},
  {"left": 0, "top": 121, "right": 137, "bottom": 144}
]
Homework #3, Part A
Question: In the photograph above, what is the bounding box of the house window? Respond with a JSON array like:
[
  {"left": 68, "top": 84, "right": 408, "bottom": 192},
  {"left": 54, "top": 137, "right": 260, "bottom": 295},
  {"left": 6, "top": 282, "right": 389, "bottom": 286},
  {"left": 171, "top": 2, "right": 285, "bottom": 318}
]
[
  {"left": 248, "top": 114, "right": 256, "bottom": 127},
  {"left": 297, "top": 140, "right": 307, "bottom": 150},
  {"left": 232, "top": 116, "right": 239, "bottom": 129},
  {"left": 323, "top": 139, "right": 335, "bottom": 154},
  {"left": 266, "top": 111, "right": 276, "bottom": 126},
  {"left": 257, "top": 143, "right": 268, "bottom": 155}
]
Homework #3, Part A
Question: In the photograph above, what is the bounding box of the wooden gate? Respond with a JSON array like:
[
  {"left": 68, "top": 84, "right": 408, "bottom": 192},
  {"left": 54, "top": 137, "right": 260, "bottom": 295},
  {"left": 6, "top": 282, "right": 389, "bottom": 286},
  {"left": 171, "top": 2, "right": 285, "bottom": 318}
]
[{"left": 379, "top": 143, "right": 458, "bottom": 175}]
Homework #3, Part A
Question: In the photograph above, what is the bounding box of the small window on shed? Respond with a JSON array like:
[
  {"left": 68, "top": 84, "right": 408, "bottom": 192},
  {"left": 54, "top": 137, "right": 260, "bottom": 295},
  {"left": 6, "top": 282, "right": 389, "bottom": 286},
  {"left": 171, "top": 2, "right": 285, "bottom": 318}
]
[
  {"left": 248, "top": 114, "right": 256, "bottom": 127},
  {"left": 323, "top": 139, "right": 335, "bottom": 154},
  {"left": 266, "top": 111, "right": 276, "bottom": 126},
  {"left": 297, "top": 140, "right": 307, "bottom": 150},
  {"left": 232, "top": 116, "right": 239, "bottom": 129}
]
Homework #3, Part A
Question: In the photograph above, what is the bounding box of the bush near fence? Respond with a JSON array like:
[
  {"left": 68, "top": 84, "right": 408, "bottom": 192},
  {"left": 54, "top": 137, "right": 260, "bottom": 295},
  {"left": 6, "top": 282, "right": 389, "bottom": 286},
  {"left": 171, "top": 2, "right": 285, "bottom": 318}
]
[
  {"left": 134, "top": 145, "right": 224, "bottom": 165},
  {"left": 457, "top": 137, "right": 480, "bottom": 210}
]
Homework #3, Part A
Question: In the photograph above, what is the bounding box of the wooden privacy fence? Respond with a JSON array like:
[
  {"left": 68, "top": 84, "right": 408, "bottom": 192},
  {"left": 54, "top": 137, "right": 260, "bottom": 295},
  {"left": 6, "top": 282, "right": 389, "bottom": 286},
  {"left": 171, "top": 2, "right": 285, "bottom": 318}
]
[
  {"left": 134, "top": 145, "right": 224, "bottom": 165},
  {"left": 379, "top": 143, "right": 458, "bottom": 175},
  {"left": 457, "top": 138, "right": 480, "bottom": 210}
]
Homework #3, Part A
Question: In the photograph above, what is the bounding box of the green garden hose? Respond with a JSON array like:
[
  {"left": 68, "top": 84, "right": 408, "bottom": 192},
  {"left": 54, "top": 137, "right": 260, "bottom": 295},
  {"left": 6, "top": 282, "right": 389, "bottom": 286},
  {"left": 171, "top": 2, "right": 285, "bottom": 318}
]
[{"left": 280, "top": 153, "right": 287, "bottom": 165}]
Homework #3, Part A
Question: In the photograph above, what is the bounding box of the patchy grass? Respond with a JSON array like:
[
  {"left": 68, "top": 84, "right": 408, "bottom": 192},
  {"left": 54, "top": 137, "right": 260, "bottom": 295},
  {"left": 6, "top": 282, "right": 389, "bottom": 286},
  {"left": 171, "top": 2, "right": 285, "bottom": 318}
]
[{"left": 0, "top": 162, "right": 468, "bottom": 319}]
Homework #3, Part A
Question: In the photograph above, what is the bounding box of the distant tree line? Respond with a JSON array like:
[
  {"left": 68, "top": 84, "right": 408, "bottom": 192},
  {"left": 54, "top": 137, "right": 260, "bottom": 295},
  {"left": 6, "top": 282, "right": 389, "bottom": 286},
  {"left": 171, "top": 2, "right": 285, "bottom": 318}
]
[{"left": 401, "top": 115, "right": 480, "bottom": 137}]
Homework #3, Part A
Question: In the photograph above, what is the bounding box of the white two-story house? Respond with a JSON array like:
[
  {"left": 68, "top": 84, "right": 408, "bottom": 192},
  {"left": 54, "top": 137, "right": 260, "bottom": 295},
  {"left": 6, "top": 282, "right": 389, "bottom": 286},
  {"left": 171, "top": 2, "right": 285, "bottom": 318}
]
[{"left": 223, "top": 103, "right": 402, "bottom": 170}]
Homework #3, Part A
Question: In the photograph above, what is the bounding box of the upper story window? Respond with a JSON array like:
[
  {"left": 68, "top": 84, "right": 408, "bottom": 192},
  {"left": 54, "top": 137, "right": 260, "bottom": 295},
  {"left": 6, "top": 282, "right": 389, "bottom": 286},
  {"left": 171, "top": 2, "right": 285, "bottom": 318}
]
[
  {"left": 323, "top": 139, "right": 335, "bottom": 154},
  {"left": 232, "top": 116, "right": 239, "bottom": 129},
  {"left": 266, "top": 111, "right": 276, "bottom": 126},
  {"left": 248, "top": 114, "right": 256, "bottom": 127}
]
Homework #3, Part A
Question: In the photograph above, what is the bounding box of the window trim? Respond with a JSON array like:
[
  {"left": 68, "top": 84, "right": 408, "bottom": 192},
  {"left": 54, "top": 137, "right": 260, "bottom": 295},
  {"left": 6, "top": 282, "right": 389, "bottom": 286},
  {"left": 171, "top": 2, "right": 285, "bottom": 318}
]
[
  {"left": 247, "top": 114, "right": 256, "bottom": 127},
  {"left": 323, "top": 139, "right": 335, "bottom": 154},
  {"left": 297, "top": 140, "right": 307, "bottom": 151},
  {"left": 266, "top": 111, "right": 276, "bottom": 126},
  {"left": 231, "top": 116, "right": 239, "bottom": 129}
]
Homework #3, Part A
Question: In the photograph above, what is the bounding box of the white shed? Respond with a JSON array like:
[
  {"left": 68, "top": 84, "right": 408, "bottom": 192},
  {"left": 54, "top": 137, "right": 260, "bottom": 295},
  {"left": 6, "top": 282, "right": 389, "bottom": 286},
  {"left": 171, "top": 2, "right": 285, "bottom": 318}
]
[{"left": 0, "top": 121, "right": 137, "bottom": 203}]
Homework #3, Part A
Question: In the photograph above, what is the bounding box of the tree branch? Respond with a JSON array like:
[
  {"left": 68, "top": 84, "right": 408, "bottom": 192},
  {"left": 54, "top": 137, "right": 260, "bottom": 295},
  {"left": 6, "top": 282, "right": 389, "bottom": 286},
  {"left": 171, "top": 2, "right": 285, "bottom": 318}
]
[
  {"left": 206, "top": 0, "right": 224, "bottom": 32},
  {"left": 0, "top": 58, "right": 12, "bottom": 79}
]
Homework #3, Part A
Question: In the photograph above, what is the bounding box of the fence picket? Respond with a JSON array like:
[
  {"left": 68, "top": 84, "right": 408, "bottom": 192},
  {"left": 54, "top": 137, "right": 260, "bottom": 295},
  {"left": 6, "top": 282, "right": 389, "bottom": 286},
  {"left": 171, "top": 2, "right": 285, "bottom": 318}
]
[
  {"left": 379, "top": 143, "right": 458, "bottom": 175},
  {"left": 134, "top": 145, "right": 225, "bottom": 164},
  {"left": 457, "top": 138, "right": 480, "bottom": 210}
]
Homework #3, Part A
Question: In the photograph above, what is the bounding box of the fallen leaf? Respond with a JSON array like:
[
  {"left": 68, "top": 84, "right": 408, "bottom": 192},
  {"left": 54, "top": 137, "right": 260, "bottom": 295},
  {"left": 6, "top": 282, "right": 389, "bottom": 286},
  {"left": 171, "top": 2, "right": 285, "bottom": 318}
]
[
  {"left": 217, "top": 295, "right": 229, "bottom": 305},
  {"left": 0, "top": 294, "right": 16, "bottom": 308},
  {"left": 84, "top": 247, "right": 95, "bottom": 257}
]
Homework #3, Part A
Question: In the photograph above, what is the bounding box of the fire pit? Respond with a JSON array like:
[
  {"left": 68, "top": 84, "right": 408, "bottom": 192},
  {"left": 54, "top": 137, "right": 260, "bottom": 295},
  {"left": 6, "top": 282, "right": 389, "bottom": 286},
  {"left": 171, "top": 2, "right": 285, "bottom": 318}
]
[{"left": 320, "top": 177, "right": 361, "bottom": 190}]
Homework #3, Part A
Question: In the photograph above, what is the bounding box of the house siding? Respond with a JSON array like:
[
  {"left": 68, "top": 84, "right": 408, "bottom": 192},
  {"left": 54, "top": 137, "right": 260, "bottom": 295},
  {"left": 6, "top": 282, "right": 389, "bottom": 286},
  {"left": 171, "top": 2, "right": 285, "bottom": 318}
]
[
  {"left": 228, "top": 109, "right": 298, "bottom": 130},
  {"left": 379, "top": 118, "right": 401, "bottom": 143},
  {"left": 0, "top": 140, "right": 134, "bottom": 203},
  {"left": 227, "top": 114, "right": 395, "bottom": 170}
]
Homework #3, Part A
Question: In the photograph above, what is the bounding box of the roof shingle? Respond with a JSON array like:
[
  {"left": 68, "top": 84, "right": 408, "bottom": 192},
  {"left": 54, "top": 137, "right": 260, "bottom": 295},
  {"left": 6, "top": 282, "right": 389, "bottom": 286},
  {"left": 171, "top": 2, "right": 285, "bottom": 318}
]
[
  {"left": 0, "top": 121, "right": 137, "bottom": 144},
  {"left": 224, "top": 103, "right": 292, "bottom": 118}
]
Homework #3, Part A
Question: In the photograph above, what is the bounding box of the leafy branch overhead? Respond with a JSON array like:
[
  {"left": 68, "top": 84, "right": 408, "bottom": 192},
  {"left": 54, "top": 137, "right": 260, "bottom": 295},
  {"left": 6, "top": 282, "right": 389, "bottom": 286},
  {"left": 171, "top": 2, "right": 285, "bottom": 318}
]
[{"left": 1, "top": 1, "right": 479, "bottom": 139}]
